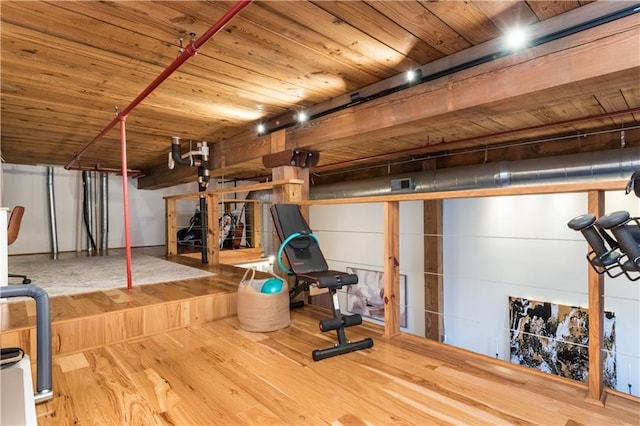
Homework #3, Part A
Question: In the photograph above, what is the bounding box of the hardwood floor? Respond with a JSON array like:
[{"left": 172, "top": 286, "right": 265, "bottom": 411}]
[
  {"left": 1, "top": 251, "right": 248, "bottom": 360},
  {"left": 2, "top": 250, "right": 639, "bottom": 425},
  {"left": 33, "top": 307, "right": 639, "bottom": 425}
]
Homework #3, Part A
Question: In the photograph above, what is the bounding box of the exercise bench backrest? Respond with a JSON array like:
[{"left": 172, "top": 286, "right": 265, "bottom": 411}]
[{"left": 270, "top": 204, "right": 329, "bottom": 274}]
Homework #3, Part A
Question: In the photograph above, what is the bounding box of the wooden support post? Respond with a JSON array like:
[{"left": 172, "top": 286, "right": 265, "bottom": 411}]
[
  {"left": 206, "top": 193, "right": 220, "bottom": 265},
  {"left": 252, "top": 202, "right": 262, "bottom": 251},
  {"left": 383, "top": 201, "right": 401, "bottom": 338},
  {"left": 272, "top": 165, "right": 309, "bottom": 300},
  {"left": 424, "top": 199, "right": 444, "bottom": 341},
  {"left": 166, "top": 198, "right": 177, "bottom": 256},
  {"left": 586, "top": 190, "right": 606, "bottom": 405},
  {"left": 272, "top": 166, "right": 309, "bottom": 213},
  {"left": 269, "top": 129, "right": 287, "bottom": 153}
]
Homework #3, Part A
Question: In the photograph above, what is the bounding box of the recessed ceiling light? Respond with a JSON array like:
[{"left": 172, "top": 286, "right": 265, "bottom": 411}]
[
  {"left": 257, "top": 123, "right": 266, "bottom": 135},
  {"left": 297, "top": 112, "right": 308, "bottom": 123}
]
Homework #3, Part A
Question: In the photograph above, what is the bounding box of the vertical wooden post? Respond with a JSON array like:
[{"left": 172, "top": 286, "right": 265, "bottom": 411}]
[
  {"left": 383, "top": 201, "right": 401, "bottom": 338},
  {"left": 252, "top": 201, "right": 262, "bottom": 251},
  {"left": 272, "top": 164, "right": 309, "bottom": 301},
  {"left": 269, "top": 129, "right": 287, "bottom": 153},
  {"left": 166, "top": 198, "right": 177, "bottom": 256},
  {"left": 586, "top": 190, "right": 606, "bottom": 405},
  {"left": 272, "top": 166, "right": 309, "bottom": 204},
  {"left": 424, "top": 199, "right": 444, "bottom": 341},
  {"left": 207, "top": 193, "right": 220, "bottom": 265}
]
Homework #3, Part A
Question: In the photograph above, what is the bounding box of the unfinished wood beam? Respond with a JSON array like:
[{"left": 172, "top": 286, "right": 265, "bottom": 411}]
[
  {"left": 286, "top": 15, "right": 639, "bottom": 148},
  {"left": 383, "top": 201, "right": 401, "bottom": 338},
  {"left": 165, "top": 198, "right": 177, "bottom": 256},
  {"left": 206, "top": 193, "right": 220, "bottom": 265},
  {"left": 586, "top": 190, "right": 606, "bottom": 405},
  {"left": 424, "top": 199, "right": 443, "bottom": 341},
  {"left": 272, "top": 166, "right": 309, "bottom": 205}
]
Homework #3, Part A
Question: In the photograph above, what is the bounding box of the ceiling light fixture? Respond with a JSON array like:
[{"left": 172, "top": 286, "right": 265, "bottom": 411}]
[
  {"left": 257, "top": 123, "right": 266, "bottom": 135},
  {"left": 505, "top": 27, "right": 528, "bottom": 50},
  {"left": 296, "top": 111, "right": 308, "bottom": 123},
  {"left": 406, "top": 69, "right": 420, "bottom": 82}
]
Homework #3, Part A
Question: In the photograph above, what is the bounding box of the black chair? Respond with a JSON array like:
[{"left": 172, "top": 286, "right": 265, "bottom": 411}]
[
  {"left": 271, "top": 204, "right": 373, "bottom": 361},
  {"left": 7, "top": 206, "right": 31, "bottom": 285}
]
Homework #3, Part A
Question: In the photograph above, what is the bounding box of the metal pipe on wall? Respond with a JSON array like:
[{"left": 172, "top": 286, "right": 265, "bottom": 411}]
[
  {"left": 88, "top": 171, "right": 95, "bottom": 255},
  {"left": 93, "top": 171, "right": 99, "bottom": 252},
  {"left": 81, "top": 171, "right": 91, "bottom": 254},
  {"left": 46, "top": 167, "right": 58, "bottom": 260},
  {"left": 100, "top": 173, "right": 109, "bottom": 254},
  {"left": 76, "top": 173, "right": 83, "bottom": 252}
]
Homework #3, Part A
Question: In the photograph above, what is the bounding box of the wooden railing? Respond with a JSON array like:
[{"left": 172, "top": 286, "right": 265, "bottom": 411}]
[
  {"left": 299, "top": 179, "right": 628, "bottom": 404},
  {"left": 164, "top": 179, "right": 303, "bottom": 265}
]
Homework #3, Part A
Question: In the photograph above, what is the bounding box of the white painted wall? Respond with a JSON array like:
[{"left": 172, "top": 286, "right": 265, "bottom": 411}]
[
  {"left": 306, "top": 190, "right": 639, "bottom": 395},
  {"left": 2, "top": 164, "right": 203, "bottom": 254},
  {"left": 443, "top": 191, "right": 640, "bottom": 395},
  {"left": 309, "top": 201, "right": 425, "bottom": 335}
]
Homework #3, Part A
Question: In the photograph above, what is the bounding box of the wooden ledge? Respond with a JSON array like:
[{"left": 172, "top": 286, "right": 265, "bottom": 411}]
[{"left": 164, "top": 178, "right": 304, "bottom": 200}]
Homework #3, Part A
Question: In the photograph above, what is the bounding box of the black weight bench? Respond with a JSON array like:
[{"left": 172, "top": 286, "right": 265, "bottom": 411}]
[{"left": 271, "top": 203, "right": 374, "bottom": 361}]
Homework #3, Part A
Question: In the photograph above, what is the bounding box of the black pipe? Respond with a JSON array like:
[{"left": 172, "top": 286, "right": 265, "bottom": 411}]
[
  {"left": 81, "top": 171, "right": 98, "bottom": 253},
  {"left": 171, "top": 136, "right": 195, "bottom": 166},
  {"left": 171, "top": 136, "right": 211, "bottom": 263},
  {"left": 199, "top": 196, "right": 208, "bottom": 264}
]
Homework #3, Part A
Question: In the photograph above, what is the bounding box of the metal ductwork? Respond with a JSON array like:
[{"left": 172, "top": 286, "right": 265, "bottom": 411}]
[
  {"left": 310, "top": 147, "right": 640, "bottom": 200},
  {"left": 46, "top": 167, "right": 58, "bottom": 260}
]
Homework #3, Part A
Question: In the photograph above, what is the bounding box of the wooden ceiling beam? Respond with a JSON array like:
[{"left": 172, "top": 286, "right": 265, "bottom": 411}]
[
  {"left": 283, "top": 14, "right": 639, "bottom": 148},
  {"left": 139, "top": 13, "right": 639, "bottom": 189}
]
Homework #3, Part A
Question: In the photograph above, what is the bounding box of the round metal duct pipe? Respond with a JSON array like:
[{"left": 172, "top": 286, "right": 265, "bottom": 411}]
[
  {"left": 46, "top": 167, "right": 58, "bottom": 260},
  {"left": 310, "top": 147, "right": 640, "bottom": 200}
]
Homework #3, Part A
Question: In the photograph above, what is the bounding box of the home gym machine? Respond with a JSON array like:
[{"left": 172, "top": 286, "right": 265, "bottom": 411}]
[
  {"left": 168, "top": 136, "right": 210, "bottom": 263},
  {"left": 568, "top": 171, "right": 640, "bottom": 281},
  {"left": 271, "top": 203, "right": 374, "bottom": 361}
]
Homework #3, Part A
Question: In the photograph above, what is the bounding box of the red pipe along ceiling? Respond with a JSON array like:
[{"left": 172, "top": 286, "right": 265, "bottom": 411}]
[
  {"left": 65, "top": 0, "right": 252, "bottom": 289},
  {"left": 65, "top": 0, "right": 253, "bottom": 170}
]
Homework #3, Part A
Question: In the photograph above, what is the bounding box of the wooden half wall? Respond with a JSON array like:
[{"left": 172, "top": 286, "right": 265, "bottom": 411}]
[{"left": 299, "top": 179, "right": 628, "bottom": 404}]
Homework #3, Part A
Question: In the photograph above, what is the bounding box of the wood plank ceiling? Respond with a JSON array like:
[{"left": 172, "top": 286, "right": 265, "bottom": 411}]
[{"left": 1, "top": 1, "right": 639, "bottom": 189}]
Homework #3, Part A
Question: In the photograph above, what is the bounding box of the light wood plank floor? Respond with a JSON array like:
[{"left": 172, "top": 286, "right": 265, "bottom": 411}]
[
  {"left": 36, "top": 306, "right": 639, "bottom": 425},
  {"left": 4, "top": 249, "right": 639, "bottom": 424},
  {"left": 2, "top": 250, "right": 244, "bottom": 330}
]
